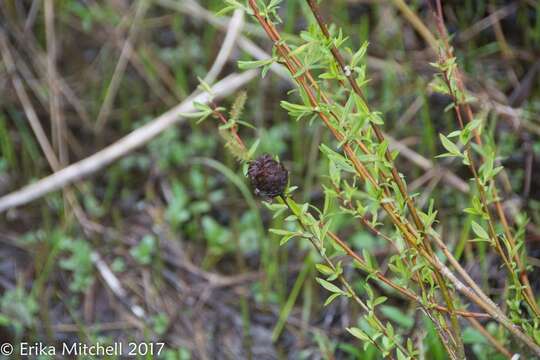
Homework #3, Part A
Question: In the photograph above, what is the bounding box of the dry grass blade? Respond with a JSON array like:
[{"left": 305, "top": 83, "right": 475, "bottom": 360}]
[{"left": 44, "top": 0, "right": 67, "bottom": 166}]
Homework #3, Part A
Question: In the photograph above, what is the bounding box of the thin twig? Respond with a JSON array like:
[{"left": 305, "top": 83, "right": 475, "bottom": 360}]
[{"left": 91, "top": 251, "right": 146, "bottom": 319}]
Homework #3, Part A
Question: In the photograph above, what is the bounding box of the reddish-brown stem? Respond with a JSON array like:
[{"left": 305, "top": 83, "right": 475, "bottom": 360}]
[{"left": 209, "top": 101, "right": 247, "bottom": 151}]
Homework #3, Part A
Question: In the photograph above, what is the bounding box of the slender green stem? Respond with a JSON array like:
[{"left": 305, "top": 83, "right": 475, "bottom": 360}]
[{"left": 278, "top": 195, "right": 408, "bottom": 359}]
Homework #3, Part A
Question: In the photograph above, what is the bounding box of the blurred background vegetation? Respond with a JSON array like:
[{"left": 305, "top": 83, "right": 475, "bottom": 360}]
[{"left": 0, "top": 0, "right": 539, "bottom": 359}]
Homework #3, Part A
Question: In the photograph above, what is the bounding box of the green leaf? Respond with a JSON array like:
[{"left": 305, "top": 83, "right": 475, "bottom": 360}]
[
  {"left": 368, "top": 112, "right": 384, "bottom": 125},
  {"left": 471, "top": 221, "right": 489, "bottom": 240},
  {"left": 216, "top": 5, "right": 237, "bottom": 16},
  {"left": 197, "top": 78, "right": 213, "bottom": 94},
  {"left": 320, "top": 144, "right": 355, "bottom": 173},
  {"left": 316, "top": 277, "right": 344, "bottom": 294},
  {"left": 289, "top": 42, "right": 310, "bottom": 57},
  {"left": 247, "top": 139, "right": 260, "bottom": 160},
  {"left": 280, "top": 100, "right": 313, "bottom": 119},
  {"left": 279, "top": 233, "right": 297, "bottom": 246},
  {"left": 280, "top": 197, "right": 299, "bottom": 216},
  {"left": 219, "top": 0, "right": 247, "bottom": 14},
  {"left": 130, "top": 235, "right": 156, "bottom": 265},
  {"left": 238, "top": 58, "right": 275, "bottom": 70},
  {"left": 324, "top": 293, "right": 341, "bottom": 306},
  {"left": 447, "top": 130, "right": 461, "bottom": 138},
  {"left": 340, "top": 92, "right": 355, "bottom": 125},
  {"left": 315, "top": 264, "right": 334, "bottom": 276},
  {"left": 351, "top": 42, "right": 369, "bottom": 67},
  {"left": 362, "top": 249, "right": 376, "bottom": 272},
  {"left": 269, "top": 228, "right": 296, "bottom": 236},
  {"left": 439, "top": 133, "right": 461, "bottom": 156},
  {"left": 372, "top": 296, "right": 387, "bottom": 307},
  {"left": 347, "top": 327, "right": 371, "bottom": 342}
]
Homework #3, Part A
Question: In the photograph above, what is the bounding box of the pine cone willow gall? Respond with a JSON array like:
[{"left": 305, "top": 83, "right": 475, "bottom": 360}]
[{"left": 247, "top": 154, "right": 288, "bottom": 198}]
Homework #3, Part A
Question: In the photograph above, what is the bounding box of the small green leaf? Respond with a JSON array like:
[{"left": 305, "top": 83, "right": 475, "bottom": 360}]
[
  {"left": 373, "top": 296, "right": 388, "bottom": 307},
  {"left": 471, "top": 221, "right": 489, "bottom": 240},
  {"left": 316, "top": 277, "right": 343, "bottom": 294},
  {"left": 279, "top": 234, "right": 297, "bottom": 246},
  {"left": 315, "top": 264, "right": 334, "bottom": 276},
  {"left": 247, "top": 139, "right": 260, "bottom": 160},
  {"left": 130, "top": 235, "right": 156, "bottom": 265},
  {"left": 320, "top": 144, "right": 355, "bottom": 173},
  {"left": 269, "top": 228, "right": 295, "bottom": 236},
  {"left": 439, "top": 133, "right": 461, "bottom": 156},
  {"left": 351, "top": 42, "right": 369, "bottom": 67},
  {"left": 347, "top": 327, "right": 371, "bottom": 342},
  {"left": 238, "top": 58, "right": 275, "bottom": 70},
  {"left": 324, "top": 293, "right": 341, "bottom": 306},
  {"left": 369, "top": 112, "right": 384, "bottom": 125}
]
